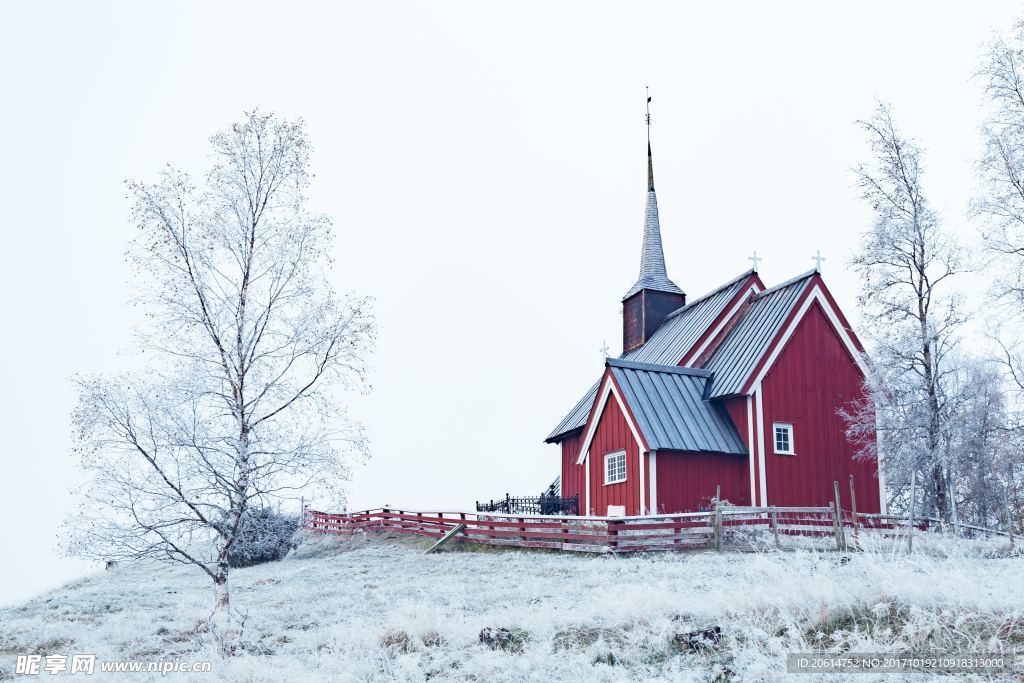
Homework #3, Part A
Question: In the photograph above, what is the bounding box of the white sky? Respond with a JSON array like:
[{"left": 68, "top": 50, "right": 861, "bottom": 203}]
[{"left": 1, "top": 1, "right": 1018, "bottom": 604}]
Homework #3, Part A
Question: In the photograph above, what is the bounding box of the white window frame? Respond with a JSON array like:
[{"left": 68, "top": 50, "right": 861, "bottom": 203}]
[
  {"left": 773, "top": 422, "right": 795, "bottom": 455},
  {"left": 603, "top": 450, "right": 627, "bottom": 485}
]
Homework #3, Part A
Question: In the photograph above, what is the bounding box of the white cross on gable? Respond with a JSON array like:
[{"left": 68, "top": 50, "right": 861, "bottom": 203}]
[
  {"left": 599, "top": 340, "right": 610, "bottom": 359},
  {"left": 748, "top": 251, "right": 761, "bottom": 272},
  {"left": 812, "top": 249, "right": 826, "bottom": 271}
]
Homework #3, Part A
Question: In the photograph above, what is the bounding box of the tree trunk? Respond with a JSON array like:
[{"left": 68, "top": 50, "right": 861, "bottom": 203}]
[
  {"left": 931, "top": 463, "right": 948, "bottom": 523},
  {"left": 213, "top": 560, "right": 230, "bottom": 633},
  {"left": 921, "top": 336, "right": 949, "bottom": 523}
]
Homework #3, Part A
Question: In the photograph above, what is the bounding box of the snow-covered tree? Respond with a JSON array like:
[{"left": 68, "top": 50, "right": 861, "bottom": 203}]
[
  {"left": 976, "top": 21, "right": 1024, "bottom": 408},
  {"left": 69, "top": 111, "right": 375, "bottom": 632},
  {"left": 947, "top": 359, "right": 1022, "bottom": 531},
  {"left": 848, "top": 102, "right": 965, "bottom": 523},
  {"left": 977, "top": 21, "right": 1024, "bottom": 315}
]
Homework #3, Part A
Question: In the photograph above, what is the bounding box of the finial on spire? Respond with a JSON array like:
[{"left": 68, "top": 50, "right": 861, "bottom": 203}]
[
  {"left": 748, "top": 251, "right": 761, "bottom": 272},
  {"left": 646, "top": 86, "right": 654, "bottom": 191},
  {"left": 599, "top": 340, "right": 610, "bottom": 359},
  {"left": 812, "top": 249, "right": 826, "bottom": 271}
]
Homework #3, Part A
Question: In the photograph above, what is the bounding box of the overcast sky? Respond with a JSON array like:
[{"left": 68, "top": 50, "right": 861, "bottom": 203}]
[{"left": 1, "top": 1, "right": 1020, "bottom": 604}]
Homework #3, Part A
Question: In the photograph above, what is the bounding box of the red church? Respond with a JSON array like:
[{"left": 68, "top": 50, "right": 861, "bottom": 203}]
[{"left": 545, "top": 135, "right": 885, "bottom": 518}]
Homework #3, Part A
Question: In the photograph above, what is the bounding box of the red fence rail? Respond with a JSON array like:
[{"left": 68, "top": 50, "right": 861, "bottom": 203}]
[
  {"left": 303, "top": 504, "right": 891, "bottom": 553},
  {"left": 304, "top": 504, "right": 1013, "bottom": 554}
]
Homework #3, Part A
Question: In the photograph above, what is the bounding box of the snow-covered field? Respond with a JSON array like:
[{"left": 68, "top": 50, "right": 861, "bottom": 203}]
[{"left": 1, "top": 531, "right": 1022, "bottom": 682}]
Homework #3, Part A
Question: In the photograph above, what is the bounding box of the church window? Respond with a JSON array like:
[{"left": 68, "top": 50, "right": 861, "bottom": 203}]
[
  {"left": 773, "top": 423, "right": 794, "bottom": 454},
  {"left": 604, "top": 450, "right": 626, "bottom": 484}
]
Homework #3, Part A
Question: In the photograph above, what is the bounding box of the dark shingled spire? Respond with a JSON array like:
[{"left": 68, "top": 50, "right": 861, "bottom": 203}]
[{"left": 623, "top": 136, "right": 683, "bottom": 300}]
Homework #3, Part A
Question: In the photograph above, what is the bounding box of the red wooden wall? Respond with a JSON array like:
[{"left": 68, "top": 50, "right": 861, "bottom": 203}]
[
  {"left": 758, "top": 302, "right": 881, "bottom": 512},
  {"left": 559, "top": 432, "right": 585, "bottom": 507},
  {"left": 656, "top": 451, "right": 751, "bottom": 512},
  {"left": 585, "top": 398, "right": 642, "bottom": 516}
]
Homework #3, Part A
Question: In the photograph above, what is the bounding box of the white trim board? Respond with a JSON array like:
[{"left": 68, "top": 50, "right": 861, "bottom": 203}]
[
  {"left": 754, "top": 383, "right": 768, "bottom": 506},
  {"left": 575, "top": 376, "right": 646, "bottom": 465},
  {"left": 746, "top": 395, "right": 755, "bottom": 506},
  {"left": 638, "top": 448, "right": 646, "bottom": 515},
  {"left": 584, "top": 451, "right": 590, "bottom": 515},
  {"left": 649, "top": 451, "right": 658, "bottom": 514}
]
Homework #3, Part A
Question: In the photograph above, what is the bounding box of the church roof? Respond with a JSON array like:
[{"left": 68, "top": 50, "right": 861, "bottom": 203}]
[
  {"left": 545, "top": 269, "right": 818, "bottom": 443},
  {"left": 702, "top": 270, "right": 815, "bottom": 398},
  {"left": 546, "top": 270, "right": 755, "bottom": 444},
  {"left": 607, "top": 360, "right": 747, "bottom": 454},
  {"left": 622, "top": 144, "right": 683, "bottom": 299},
  {"left": 623, "top": 269, "right": 755, "bottom": 365},
  {"left": 545, "top": 380, "right": 599, "bottom": 443}
]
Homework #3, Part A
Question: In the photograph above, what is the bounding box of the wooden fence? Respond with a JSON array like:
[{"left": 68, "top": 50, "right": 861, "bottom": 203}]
[
  {"left": 305, "top": 503, "right": 1015, "bottom": 554},
  {"left": 303, "top": 503, "right": 889, "bottom": 553}
]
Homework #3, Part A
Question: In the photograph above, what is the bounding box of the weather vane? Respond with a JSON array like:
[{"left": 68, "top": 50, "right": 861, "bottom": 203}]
[{"left": 645, "top": 85, "right": 652, "bottom": 129}]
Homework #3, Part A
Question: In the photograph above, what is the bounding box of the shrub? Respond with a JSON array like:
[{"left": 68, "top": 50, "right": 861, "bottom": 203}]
[
  {"left": 227, "top": 507, "right": 300, "bottom": 568},
  {"left": 379, "top": 629, "right": 412, "bottom": 652}
]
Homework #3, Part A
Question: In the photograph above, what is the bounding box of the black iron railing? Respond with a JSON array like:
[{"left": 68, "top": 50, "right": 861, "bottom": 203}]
[{"left": 476, "top": 493, "right": 579, "bottom": 516}]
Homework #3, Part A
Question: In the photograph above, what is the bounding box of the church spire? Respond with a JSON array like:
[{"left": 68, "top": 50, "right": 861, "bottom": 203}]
[
  {"left": 621, "top": 91, "right": 686, "bottom": 354},
  {"left": 623, "top": 93, "right": 683, "bottom": 301},
  {"left": 648, "top": 141, "right": 655, "bottom": 191},
  {"left": 647, "top": 92, "right": 655, "bottom": 191}
]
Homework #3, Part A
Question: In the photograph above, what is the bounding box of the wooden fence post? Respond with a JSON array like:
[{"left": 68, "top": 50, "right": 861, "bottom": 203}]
[
  {"left": 848, "top": 475, "right": 859, "bottom": 546},
  {"left": 1006, "top": 490, "right": 1015, "bottom": 548},
  {"left": 770, "top": 506, "right": 780, "bottom": 549},
  {"left": 907, "top": 469, "right": 917, "bottom": 553},
  {"left": 833, "top": 480, "right": 846, "bottom": 552},
  {"left": 608, "top": 519, "right": 618, "bottom": 553},
  {"left": 716, "top": 485, "right": 724, "bottom": 548},
  {"left": 828, "top": 502, "right": 842, "bottom": 551},
  {"left": 505, "top": 492, "right": 511, "bottom": 514}
]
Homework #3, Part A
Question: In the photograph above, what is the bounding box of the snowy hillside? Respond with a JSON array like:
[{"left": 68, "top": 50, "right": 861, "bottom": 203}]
[{"left": 1, "top": 532, "right": 1022, "bottom": 682}]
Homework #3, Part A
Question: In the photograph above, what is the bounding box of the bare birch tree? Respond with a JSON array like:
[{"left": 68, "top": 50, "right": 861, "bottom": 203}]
[
  {"left": 69, "top": 111, "right": 375, "bottom": 632},
  {"left": 849, "top": 102, "right": 965, "bottom": 522}
]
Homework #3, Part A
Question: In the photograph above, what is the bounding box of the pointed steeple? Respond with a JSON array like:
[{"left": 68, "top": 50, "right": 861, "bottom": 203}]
[
  {"left": 621, "top": 93, "right": 686, "bottom": 354},
  {"left": 648, "top": 141, "right": 655, "bottom": 191},
  {"left": 623, "top": 133, "right": 683, "bottom": 300}
]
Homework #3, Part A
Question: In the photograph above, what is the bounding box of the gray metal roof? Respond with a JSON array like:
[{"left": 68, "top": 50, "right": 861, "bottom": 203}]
[
  {"left": 545, "top": 381, "right": 599, "bottom": 443},
  {"left": 607, "top": 359, "right": 747, "bottom": 454},
  {"left": 702, "top": 271, "right": 815, "bottom": 398},
  {"left": 623, "top": 269, "right": 755, "bottom": 365},
  {"left": 546, "top": 270, "right": 756, "bottom": 444}
]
